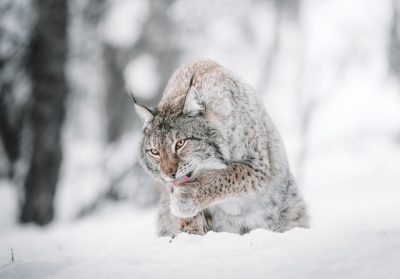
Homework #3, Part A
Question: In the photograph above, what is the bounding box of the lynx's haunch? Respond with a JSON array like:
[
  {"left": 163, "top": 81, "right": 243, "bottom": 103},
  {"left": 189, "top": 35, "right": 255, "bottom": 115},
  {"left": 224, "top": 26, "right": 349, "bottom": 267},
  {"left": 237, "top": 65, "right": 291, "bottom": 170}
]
[{"left": 133, "top": 59, "right": 309, "bottom": 236}]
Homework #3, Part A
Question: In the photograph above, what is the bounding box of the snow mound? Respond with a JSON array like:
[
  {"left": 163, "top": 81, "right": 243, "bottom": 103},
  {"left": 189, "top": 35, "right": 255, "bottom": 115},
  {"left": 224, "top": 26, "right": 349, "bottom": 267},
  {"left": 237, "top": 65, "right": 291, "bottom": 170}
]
[{"left": 1, "top": 204, "right": 399, "bottom": 279}]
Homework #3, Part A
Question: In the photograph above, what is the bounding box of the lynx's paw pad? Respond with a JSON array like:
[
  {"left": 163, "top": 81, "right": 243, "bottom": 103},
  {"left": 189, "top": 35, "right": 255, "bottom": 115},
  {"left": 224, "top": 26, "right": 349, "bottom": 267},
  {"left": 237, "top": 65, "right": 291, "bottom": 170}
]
[{"left": 170, "top": 185, "right": 201, "bottom": 218}]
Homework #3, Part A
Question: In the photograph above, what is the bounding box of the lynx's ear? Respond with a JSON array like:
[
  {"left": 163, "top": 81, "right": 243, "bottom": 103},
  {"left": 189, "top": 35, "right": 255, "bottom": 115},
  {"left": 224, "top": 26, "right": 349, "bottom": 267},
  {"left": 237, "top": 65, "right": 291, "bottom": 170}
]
[
  {"left": 131, "top": 92, "right": 154, "bottom": 126},
  {"left": 183, "top": 87, "right": 205, "bottom": 116}
]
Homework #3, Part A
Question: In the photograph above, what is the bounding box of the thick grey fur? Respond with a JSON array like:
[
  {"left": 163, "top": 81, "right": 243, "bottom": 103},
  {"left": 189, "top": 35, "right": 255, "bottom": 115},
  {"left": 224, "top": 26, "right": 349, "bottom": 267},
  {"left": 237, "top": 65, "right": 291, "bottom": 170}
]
[{"left": 134, "top": 60, "right": 309, "bottom": 236}]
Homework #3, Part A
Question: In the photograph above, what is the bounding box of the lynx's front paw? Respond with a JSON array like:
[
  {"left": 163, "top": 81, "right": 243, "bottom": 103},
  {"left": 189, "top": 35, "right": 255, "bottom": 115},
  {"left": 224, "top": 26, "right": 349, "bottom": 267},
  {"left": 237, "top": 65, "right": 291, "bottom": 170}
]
[{"left": 170, "top": 183, "right": 201, "bottom": 218}]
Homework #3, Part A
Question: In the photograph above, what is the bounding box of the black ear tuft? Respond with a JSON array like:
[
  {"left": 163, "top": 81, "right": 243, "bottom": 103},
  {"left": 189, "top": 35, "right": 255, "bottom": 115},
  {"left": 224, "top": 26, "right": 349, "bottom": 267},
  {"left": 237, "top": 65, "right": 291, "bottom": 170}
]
[{"left": 130, "top": 91, "right": 154, "bottom": 126}]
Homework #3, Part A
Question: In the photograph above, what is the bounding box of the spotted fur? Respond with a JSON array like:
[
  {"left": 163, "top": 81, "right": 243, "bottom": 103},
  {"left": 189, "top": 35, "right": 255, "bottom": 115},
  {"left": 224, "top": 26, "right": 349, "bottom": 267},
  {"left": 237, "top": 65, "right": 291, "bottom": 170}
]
[{"left": 134, "top": 60, "right": 309, "bottom": 236}]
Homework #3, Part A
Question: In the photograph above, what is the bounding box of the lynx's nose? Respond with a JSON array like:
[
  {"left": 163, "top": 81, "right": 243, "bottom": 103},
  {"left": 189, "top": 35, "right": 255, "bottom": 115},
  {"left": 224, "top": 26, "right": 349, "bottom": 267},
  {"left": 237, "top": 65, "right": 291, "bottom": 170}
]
[
  {"left": 166, "top": 172, "right": 176, "bottom": 179},
  {"left": 160, "top": 154, "right": 178, "bottom": 180}
]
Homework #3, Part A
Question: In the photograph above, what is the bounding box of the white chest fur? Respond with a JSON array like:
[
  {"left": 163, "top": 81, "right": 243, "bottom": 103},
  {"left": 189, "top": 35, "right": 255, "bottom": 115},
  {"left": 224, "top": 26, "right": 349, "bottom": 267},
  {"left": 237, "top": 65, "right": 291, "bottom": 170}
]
[{"left": 208, "top": 196, "right": 268, "bottom": 234}]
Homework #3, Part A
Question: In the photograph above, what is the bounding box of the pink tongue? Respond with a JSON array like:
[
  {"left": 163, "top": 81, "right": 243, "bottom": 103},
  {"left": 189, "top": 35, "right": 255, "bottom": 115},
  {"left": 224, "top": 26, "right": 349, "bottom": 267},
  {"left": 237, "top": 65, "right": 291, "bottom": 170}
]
[{"left": 172, "top": 175, "right": 190, "bottom": 187}]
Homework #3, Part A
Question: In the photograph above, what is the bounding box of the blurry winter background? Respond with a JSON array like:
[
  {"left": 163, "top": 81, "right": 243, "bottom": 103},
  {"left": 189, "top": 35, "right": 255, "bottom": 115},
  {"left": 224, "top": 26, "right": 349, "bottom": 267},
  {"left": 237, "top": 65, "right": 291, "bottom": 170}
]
[{"left": 1, "top": 0, "right": 400, "bottom": 278}]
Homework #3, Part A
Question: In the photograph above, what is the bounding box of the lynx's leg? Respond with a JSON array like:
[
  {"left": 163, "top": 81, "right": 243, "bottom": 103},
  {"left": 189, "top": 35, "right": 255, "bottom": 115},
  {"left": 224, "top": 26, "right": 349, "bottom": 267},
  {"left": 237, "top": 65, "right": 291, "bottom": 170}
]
[
  {"left": 158, "top": 193, "right": 180, "bottom": 237},
  {"left": 158, "top": 211, "right": 210, "bottom": 236},
  {"left": 158, "top": 192, "right": 211, "bottom": 236},
  {"left": 179, "top": 211, "right": 211, "bottom": 235},
  {"left": 171, "top": 163, "right": 269, "bottom": 218},
  {"left": 279, "top": 175, "right": 310, "bottom": 231}
]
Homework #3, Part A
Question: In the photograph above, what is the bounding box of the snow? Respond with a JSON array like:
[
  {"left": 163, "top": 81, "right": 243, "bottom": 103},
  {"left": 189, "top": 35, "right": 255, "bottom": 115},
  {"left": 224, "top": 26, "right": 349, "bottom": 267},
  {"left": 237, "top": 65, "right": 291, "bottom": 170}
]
[
  {"left": 0, "top": 182, "right": 18, "bottom": 229},
  {"left": 1, "top": 198, "right": 399, "bottom": 279}
]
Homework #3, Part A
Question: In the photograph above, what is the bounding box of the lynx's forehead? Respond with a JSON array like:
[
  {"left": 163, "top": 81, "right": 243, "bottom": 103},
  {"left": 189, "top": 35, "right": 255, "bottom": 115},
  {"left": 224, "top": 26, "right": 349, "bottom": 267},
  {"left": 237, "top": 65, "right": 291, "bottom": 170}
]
[
  {"left": 145, "top": 116, "right": 186, "bottom": 147},
  {"left": 146, "top": 126, "right": 175, "bottom": 147}
]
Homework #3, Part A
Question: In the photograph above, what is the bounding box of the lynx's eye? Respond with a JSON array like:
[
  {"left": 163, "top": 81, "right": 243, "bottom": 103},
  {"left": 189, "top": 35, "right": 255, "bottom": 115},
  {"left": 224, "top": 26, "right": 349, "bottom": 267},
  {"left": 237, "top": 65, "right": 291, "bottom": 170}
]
[
  {"left": 175, "top": 139, "right": 186, "bottom": 151},
  {"left": 148, "top": 148, "right": 160, "bottom": 157}
]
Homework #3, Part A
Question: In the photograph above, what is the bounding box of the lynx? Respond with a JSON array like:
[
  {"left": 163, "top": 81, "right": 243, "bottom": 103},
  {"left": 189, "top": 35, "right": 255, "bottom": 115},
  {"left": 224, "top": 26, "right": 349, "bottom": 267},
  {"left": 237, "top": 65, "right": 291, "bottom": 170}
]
[{"left": 133, "top": 60, "right": 309, "bottom": 236}]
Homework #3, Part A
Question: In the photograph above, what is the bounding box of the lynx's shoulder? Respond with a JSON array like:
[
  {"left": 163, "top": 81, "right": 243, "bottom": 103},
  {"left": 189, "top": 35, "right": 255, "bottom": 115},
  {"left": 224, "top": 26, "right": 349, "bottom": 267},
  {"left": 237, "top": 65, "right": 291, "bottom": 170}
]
[{"left": 158, "top": 59, "right": 225, "bottom": 106}]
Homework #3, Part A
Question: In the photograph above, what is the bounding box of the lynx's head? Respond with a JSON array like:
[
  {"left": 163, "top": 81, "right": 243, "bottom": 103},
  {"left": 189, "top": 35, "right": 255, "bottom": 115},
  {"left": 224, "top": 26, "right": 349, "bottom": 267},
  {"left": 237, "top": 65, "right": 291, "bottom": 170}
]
[{"left": 132, "top": 85, "right": 227, "bottom": 185}]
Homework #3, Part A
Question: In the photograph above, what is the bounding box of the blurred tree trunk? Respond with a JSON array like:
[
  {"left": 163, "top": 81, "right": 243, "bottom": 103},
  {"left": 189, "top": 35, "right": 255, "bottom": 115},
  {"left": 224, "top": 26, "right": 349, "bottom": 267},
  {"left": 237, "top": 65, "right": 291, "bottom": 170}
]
[
  {"left": 104, "top": 44, "right": 131, "bottom": 142},
  {"left": 0, "top": 84, "right": 22, "bottom": 175},
  {"left": 389, "top": 0, "right": 400, "bottom": 76},
  {"left": 20, "top": 0, "right": 68, "bottom": 225},
  {"left": 0, "top": 0, "right": 33, "bottom": 178}
]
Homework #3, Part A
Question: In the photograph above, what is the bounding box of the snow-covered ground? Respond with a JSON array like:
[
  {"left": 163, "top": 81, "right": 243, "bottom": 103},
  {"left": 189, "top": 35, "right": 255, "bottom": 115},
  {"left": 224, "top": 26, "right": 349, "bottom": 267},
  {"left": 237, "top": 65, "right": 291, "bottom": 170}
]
[
  {"left": 1, "top": 137, "right": 400, "bottom": 279},
  {"left": 1, "top": 213, "right": 399, "bottom": 279}
]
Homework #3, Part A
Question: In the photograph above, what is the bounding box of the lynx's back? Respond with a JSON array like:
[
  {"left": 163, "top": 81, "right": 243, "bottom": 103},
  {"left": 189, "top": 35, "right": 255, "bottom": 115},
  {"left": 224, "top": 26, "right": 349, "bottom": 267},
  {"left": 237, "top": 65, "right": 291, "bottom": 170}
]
[{"left": 134, "top": 60, "right": 309, "bottom": 236}]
